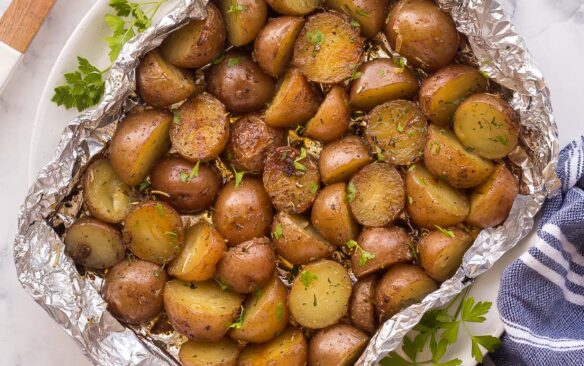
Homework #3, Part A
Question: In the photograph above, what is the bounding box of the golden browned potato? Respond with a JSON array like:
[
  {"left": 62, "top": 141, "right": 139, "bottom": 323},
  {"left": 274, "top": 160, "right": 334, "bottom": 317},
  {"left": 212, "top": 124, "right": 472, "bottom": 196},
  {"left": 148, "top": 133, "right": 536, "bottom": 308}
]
[
  {"left": 375, "top": 263, "right": 437, "bottom": 321},
  {"left": 453, "top": 93, "right": 520, "bottom": 159},
  {"left": 348, "top": 162, "right": 405, "bottom": 227},
  {"left": 292, "top": 12, "right": 364, "bottom": 83},
  {"left": 349, "top": 59, "right": 419, "bottom": 111},
  {"left": 406, "top": 165, "right": 470, "bottom": 228},
  {"left": 215, "top": 237, "right": 276, "bottom": 293},
  {"left": 103, "top": 259, "right": 167, "bottom": 324},
  {"left": 263, "top": 146, "right": 320, "bottom": 214},
  {"left": 83, "top": 158, "right": 133, "bottom": 224},
  {"left": 179, "top": 338, "right": 239, "bottom": 366},
  {"left": 253, "top": 16, "right": 305, "bottom": 77},
  {"left": 423, "top": 124, "right": 494, "bottom": 188},
  {"left": 218, "top": 0, "right": 268, "bottom": 46},
  {"left": 324, "top": 0, "right": 387, "bottom": 38},
  {"left": 308, "top": 324, "right": 369, "bottom": 366},
  {"left": 206, "top": 53, "right": 275, "bottom": 114},
  {"left": 136, "top": 50, "right": 197, "bottom": 107},
  {"left": 271, "top": 211, "right": 336, "bottom": 265},
  {"left": 170, "top": 93, "right": 230, "bottom": 162},
  {"left": 110, "top": 109, "right": 171, "bottom": 186},
  {"left": 168, "top": 222, "right": 226, "bottom": 282},
  {"left": 265, "top": 67, "right": 321, "bottom": 127},
  {"left": 123, "top": 200, "right": 184, "bottom": 264},
  {"left": 266, "top": 0, "right": 320, "bottom": 15},
  {"left": 385, "top": 0, "right": 459, "bottom": 71},
  {"left": 311, "top": 183, "right": 359, "bottom": 246},
  {"left": 213, "top": 177, "right": 273, "bottom": 245},
  {"left": 225, "top": 114, "right": 286, "bottom": 174},
  {"left": 289, "top": 260, "right": 352, "bottom": 329},
  {"left": 349, "top": 275, "right": 377, "bottom": 333},
  {"left": 304, "top": 86, "right": 351, "bottom": 143},
  {"left": 238, "top": 327, "right": 308, "bottom": 366},
  {"left": 419, "top": 64, "right": 488, "bottom": 126},
  {"left": 466, "top": 164, "right": 518, "bottom": 228},
  {"left": 365, "top": 100, "right": 428, "bottom": 166},
  {"left": 229, "top": 276, "right": 289, "bottom": 343},
  {"left": 150, "top": 156, "right": 222, "bottom": 214},
  {"left": 64, "top": 217, "right": 125, "bottom": 269},
  {"left": 351, "top": 226, "right": 413, "bottom": 278},
  {"left": 160, "top": 4, "right": 226, "bottom": 68},
  {"left": 318, "top": 136, "right": 373, "bottom": 185},
  {"left": 418, "top": 228, "right": 473, "bottom": 282},
  {"left": 164, "top": 280, "right": 244, "bottom": 341}
]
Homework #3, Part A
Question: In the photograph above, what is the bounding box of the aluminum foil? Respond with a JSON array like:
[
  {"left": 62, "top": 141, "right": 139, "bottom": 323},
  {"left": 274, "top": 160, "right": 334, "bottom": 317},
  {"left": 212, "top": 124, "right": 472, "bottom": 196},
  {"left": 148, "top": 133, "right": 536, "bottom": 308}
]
[{"left": 13, "top": 0, "right": 559, "bottom": 365}]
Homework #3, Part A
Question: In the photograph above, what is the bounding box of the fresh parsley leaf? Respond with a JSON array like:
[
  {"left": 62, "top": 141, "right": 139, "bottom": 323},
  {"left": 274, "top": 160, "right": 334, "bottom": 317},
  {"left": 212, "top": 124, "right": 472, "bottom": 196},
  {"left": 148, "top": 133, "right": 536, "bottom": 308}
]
[
  {"left": 350, "top": 19, "right": 360, "bottom": 27},
  {"left": 480, "top": 70, "right": 489, "bottom": 78},
  {"left": 190, "top": 161, "right": 200, "bottom": 179},
  {"left": 408, "top": 164, "right": 416, "bottom": 172},
  {"left": 397, "top": 121, "right": 405, "bottom": 133},
  {"left": 179, "top": 171, "right": 189, "bottom": 183},
  {"left": 431, "top": 141, "right": 441, "bottom": 155},
  {"left": 51, "top": 57, "right": 106, "bottom": 111},
  {"left": 300, "top": 270, "right": 317, "bottom": 288},
  {"left": 306, "top": 30, "right": 324, "bottom": 48},
  {"left": 172, "top": 109, "right": 181, "bottom": 125},
  {"left": 310, "top": 182, "right": 319, "bottom": 194},
  {"left": 212, "top": 53, "right": 225, "bottom": 65},
  {"left": 138, "top": 179, "right": 151, "bottom": 192},
  {"left": 228, "top": 306, "right": 245, "bottom": 329},
  {"left": 276, "top": 303, "right": 284, "bottom": 320},
  {"left": 271, "top": 223, "right": 283, "bottom": 240},
  {"left": 293, "top": 147, "right": 307, "bottom": 171},
  {"left": 394, "top": 56, "right": 407, "bottom": 70},
  {"left": 347, "top": 182, "right": 356, "bottom": 202},
  {"left": 155, "top": 202, "right": 164, "bottom": 216},
  {"left": 227, "top": 3, "right": 248, "bottom": 14},
  {"left": 435, "top": 225, "right": 455, "bottom": 238},
  {"left": 380, "top": 352, "right": 412, "bottom": 366},
  {"left": 471, "top": 335, "right": 501, "bottom": 361},
  {"left": 495, "top": 135, "right": 508, "bottom": 146},
  {"left": 345, "top": 240, "right": 375, "bottom": 266},
  {"left": 461, "top": 297, "right": 491, "bottom": 323},
  {"left": 374, "top": 146, "right": 385, "bottom": 161},
  {"left": 227, "top": 57, "right": 241, "bottom": 67},
  {"left": 346, "top": 239, "right": 358, "bottom": 249},
  {"left": 233, "top": 167, "right": 245, "bottom": 187}
]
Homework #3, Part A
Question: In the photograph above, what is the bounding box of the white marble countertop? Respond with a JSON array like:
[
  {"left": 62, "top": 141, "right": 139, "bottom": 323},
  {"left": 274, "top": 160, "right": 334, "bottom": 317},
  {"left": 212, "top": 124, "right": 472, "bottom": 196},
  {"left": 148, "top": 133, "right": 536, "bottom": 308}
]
[{"left": 0, "top": 0, "right": 582, "bottom": 365}]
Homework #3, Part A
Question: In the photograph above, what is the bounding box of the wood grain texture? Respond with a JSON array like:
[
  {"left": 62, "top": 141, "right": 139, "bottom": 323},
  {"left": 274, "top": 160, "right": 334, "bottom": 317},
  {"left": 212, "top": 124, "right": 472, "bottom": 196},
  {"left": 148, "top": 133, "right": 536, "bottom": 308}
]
[{"left": 0, "top": 0, "right": 57, "bottom": 53}]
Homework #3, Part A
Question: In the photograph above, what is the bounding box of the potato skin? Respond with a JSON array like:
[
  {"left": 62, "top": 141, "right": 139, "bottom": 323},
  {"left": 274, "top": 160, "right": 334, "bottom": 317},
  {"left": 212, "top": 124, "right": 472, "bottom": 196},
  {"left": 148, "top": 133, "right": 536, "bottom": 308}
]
[
  {"left": 319, "top": 136, "right": 373, "bottom": 185},
  {"left": 263, "top": 146, "right": 320, "bottom": 214},
  {"left": 324, "top": 0, "right": 387, "bottom": 39},
  {"left": 305, "top": 86, "right": 351, "bottom": 143},
  {"left": 238, "top": 327, "right": 308, "bottom": 366},
  {"left": 308, "top": 324, "right": 369, "bottom": 366},
  {"left": 418, "top": 228, "right": 473, "bottom": 282},
  {"left": 385, "top": 0, "right": 459, "bottom": 71},
  {"left": 179, "top": 339, "right": 239, "bottom": 366},
  {"left": 349, "top": 275, "right": 377, "bottom": 333},
  {"left": 311, "top": 183, "right": 359, "bottom": 246},
  {"left": 219, "top": 0, "right": 268, "bottom": 46},
  {"left": 206, "top": 53, "right": 275, "bottom": 114},
  {"left": 225, "top": 114, "right": 286, "bottom": 174},
  {"left": 266, "top": 0, "right": 320, "bottom": 15},
  {"left": 103, "top": 259, "right": 167, "bottom": 324},
  {"left": 213, "top": 177, "right": 273, "bottom": 245},
  {"left": 150, "top": 156, "right": 221, "bottom": 214}
]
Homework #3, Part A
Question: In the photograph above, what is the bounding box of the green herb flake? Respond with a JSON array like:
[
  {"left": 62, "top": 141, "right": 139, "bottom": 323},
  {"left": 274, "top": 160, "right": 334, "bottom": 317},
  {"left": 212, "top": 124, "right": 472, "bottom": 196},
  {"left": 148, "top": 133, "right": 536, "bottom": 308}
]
[
  {"left": 212, "top": 53, "right": 225, "bottom": 65},
  {"left": 480, "top": 70, "right": 490, "bottom": 78},
  {"left": 408, "top": 164, "right": 416, "bottom": 172},
  {"left": 355, "top": 6, "right": 369, "bottom": 17},
  {"left": 228, "top": 306, "right": 245, "bottom": 329},
  {"left": 293, "top": 148, "right": 308, "bottom": 172},
  {"left": 215, "top": 278, "right": 229, "bottom": 291},
  {"left": 377, "top": 69, "right": 386, "bottom": 78},
  {"left": 233, "top": 168, "right": 245, "bottom": 187},
  {"left": 179, "top": 171, "right": 189, "bottom": 183},
  {"left": 227, "top": 57, "right": 241, "bottom": 67},
  {"left": 346, "top": 182, "right": 357, "bottom": 202},
  {"left": 350, "top": 19, "right": 360, "bottom": 28},
  {"left": 397, "top": 121, "right": 405, "bottom": 133},
  {"left": 375, "top": 146, "right": 385, "bottom": 161},
  {"left": 276, "top": 303, "right": 284, "bottom": 320},
  {"left": 431, "top": 141, "right": 441, "bottom": 155},
  {"left": 227, "top": 3, "right": 247, "bottom": 14},
  {"left": 190, "top": 161, "right": 200, "bottom": 179},
  {"left": 408, "top": 195, "right": 414, "bottom": 205},
  {"left": 172, "top": 109, "right": 182, "bottom": 125},
  {"left": 155, "top": 202, "right": 164, "bottom": 216},
  {"left": 138, "top": 179, "right": 151, "bottom": 192},
  {"left": 271, "top": 223, "right": 283, "bottom": 240},
  {"left": 495, "top": 135, "right": 508, "bottom": 146},
  {"left": 349, "top": 70, "right": 363, "bottom": 81},
  {"left": 346, "top": 240, "right": 375, "bottom": 266},
  {"left": 164, "top": 231, "right": 178, "bottom": 238},
  {"left": 306, "top": 30, "right": 324, "bottom": 48},
  {"left": 310, "top": 182, "right": 319, "bottom": 194},
  {"left": 435, "top": 225, "right": 456, "bottom": 238},
  {"left": 300, "top": 270, "right": 318, "bottom": 289}
]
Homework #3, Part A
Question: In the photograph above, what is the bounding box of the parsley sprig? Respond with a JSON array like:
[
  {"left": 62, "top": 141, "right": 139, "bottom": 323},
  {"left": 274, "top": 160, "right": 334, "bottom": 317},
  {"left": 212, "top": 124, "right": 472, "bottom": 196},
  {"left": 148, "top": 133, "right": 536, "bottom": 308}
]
[
  {"left": 346, "top": 239, "right": 375, "bottom": 266},
  {"left": 228, "top": 306, "right": 245, "bottom": 329},
  {"left": 294, "top": 148, "right": 308, "bottom": 172}
]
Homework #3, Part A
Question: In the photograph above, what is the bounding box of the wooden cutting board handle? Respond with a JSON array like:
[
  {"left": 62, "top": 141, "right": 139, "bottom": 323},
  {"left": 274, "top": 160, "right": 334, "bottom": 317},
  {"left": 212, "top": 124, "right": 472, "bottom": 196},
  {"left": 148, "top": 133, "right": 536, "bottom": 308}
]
[{"left": 0, "top": 0, "right": 57, "bottom": 53}]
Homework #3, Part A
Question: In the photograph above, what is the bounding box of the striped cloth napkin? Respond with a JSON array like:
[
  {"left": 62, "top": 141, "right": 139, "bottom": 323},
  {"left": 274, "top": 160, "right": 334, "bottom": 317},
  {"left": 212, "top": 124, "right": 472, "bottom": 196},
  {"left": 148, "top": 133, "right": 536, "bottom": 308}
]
[{"left": 489, "top": 137, "right": 584, "bottom": 365}]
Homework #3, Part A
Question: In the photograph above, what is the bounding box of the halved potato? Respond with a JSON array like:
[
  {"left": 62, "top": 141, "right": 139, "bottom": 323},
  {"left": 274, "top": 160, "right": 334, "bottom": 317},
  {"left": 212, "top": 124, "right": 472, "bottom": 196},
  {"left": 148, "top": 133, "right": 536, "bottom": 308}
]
[
  {"left": 349, "top": 59, "right": 419, "bottom": 111},
  {"left": 110, "top": 109, "right": 171, "bottom": 186},
  {"left": 289, "top": 260, "right": 352, "bottom": 329},
  {"left": 324, "top": 0, "right": 387, "bottom": 39},
  {"left": 170, "top": 93, "right": 229, "bottom": 162},
  {"left": 423, "top": 124, "right": 494, "bottom": 188},
  {"left": 304, "top": 86, "right": 351, "bottom": 143},
  {"left": 418, "top": 228, "right": 473, "bottom": 282},
  {"left": 218, "top": 0, "right": 267, "bottom": 46},
  {"left": 292, "top": 12, "right": 364, "bottom": 83},
  {"left": 405, "top": 165, "right": 469, "bottom": 228},
  {"left": 308, "top": 324, "right": 369, "bottom": 366},
  {"left": 311, "top": 183, "right": 359, "bottom": 246},
  {"left": 365, "top": 100, "right": 428, "bottom": 166},
  {"left": 164, "top": 280, "right": 244, "bottom": 341},
  {"left": 318, "top": 136, "right": 373, "bottom": 185},
  {"left": 266, "top": 0, "right": 320, "bottom": 15},
  {"left": 349, "top": 275, "right": 377, "bottom": 333},
  {"left": 179, "top": 338, "right": 239, "bottom": 366},
  {"left": 238, "top": 328, "right": 308, "bottom": 366}
]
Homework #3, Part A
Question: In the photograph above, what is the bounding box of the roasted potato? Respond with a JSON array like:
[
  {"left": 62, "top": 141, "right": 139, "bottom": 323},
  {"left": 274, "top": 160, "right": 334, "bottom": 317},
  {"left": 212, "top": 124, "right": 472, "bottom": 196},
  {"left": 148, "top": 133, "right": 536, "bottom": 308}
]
[
  {"left": 271, "top": 211, "right": 336, "bottom": 265},
  {"left": 160, "top": 3, "right": 226, "bottom": 68},
  {"left": 308, "top": 324, "right": 369, "bottom": 366},
  {"left": 110, "top": 109, "right": 171, "bottom": 186},
  {"left": 375, "top": 263, "right": 437, "bottom": 321},
  {"left": 263, "top": 146, "right": 320, "bottom": 214},
  {"left": 466, "top": 164, "right": 518, "bottom": 228},
  {"left": 229, "top": 276, "right": 289, "bottom": 343},
  {"left": 253, "top": 16, "right": 305, "bottom": 77},
  {"left": 238, "top": 327, "right": 308, "bottom": 366},
  {"left": 418, "top": 228, "right": 473, "bottom": 282},
  {"left": 365, "top": 100, "right": 428, "bottom": 166},
  {"left": 225, "top": 114, "right": 286, "bottom": 174},
  {"left": 215, "top": 237, "right": 276, "bottom": 293},
  {"left": 265, "top": 67, "right": 321, "bottom": 128},
  {"left": 324, "top": 0, "right": 387, "bottom": 39},
  {"left": 206, "top": 53, "right": 275, "bottom": 114},
  {"left": 150, "top": 156, "right": 221, "bottom": 213},
  {"left": 349, "top": 275, "right": 377, "bottom": 333},
  {"left": 423, "top": 124, "right": 494, "bottom": 188},
  {"left": 419, "top": 64, "right": 488, "bottom": 126},
  {"left": 168, "top": 222, "right": 226, "bottom": 282},
  {"left": 351, "top": 226, "right": 413, "bottom": 278},
  {"left": 349, "top": 59, "right": 419, "bottom": 111},
  {"left": 311, "top": 183, "right": 359, "bottom": 246},
  {"left": 405, "top": 165, "right": 469, "bottom": 228},
  {"left": 64, "top": 217, "right": 125, "bottom": 269},
  {"left": 170, "top": 93, "right": 230, "bottom": 162},
  {"left": 103, "top": 259, "right": 167, "bottom": 324},
  {"left": 453, "top": 93, "right": 520, "bottom": 159},
  {"left": 213, "top": 177, "right": 273, "bottom": 245},
  {"left": 304, "top": 86, "right": 351, "bottom": 143},
  {"left": 292, "top": 12, "right": 364, "bottom": 83},
  {"left": 83, "top": 159, "right": 133, "bottom": 224},
  {"left": 123, "top": 200, "right": 184, "bottom": 265},
  {"left": 385, "top": 0, "right": 459, "bottom": 71},
  {"left": 318, "top": 136, "right": 373, "bottom": 185},
  {"left": 179, "top": 338, "right": 239, "bottom": 366},
  {"left": 266, "top": 0, "right": 320, "bottom": 15},
  {"left": 218, "top": 0, "right": 268, "bottom": 46},
  {"left": 289, "top": 260, "right": 352, "bottom": 329},
  {"left": 348, "top": 162, "right": 405, "bottom": 227}
]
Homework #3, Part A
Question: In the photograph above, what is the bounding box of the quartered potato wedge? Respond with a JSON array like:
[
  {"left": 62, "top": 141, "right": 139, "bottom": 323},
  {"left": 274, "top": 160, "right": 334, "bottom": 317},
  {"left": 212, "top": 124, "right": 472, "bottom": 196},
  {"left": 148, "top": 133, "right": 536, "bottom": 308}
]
[
  {"left": 418, "top": 228, "right": 473, "bottom": 282},
  {"left": 238, "top": 327, "right": 308, "bottom": 366},
  {"left": 305, "top": 85, "right": 351, "bottom": 143},
  {"left": 349, "top": 275, "right": 378, "bottom": 333},
  {"left": 308, "top": 324, "right": 369, "bottom": 366},
  {"left": 311, "top": 182, "right": 359, "bottom": 246},
  {"left": 218, "top": 0, "right": 267, "bottom": 47},
  {"left": 324, "top": 0, "right": 387, "bottom": 39},
  {"left": 319, "top": 136, "right": 373, "bottom": 184},
  {"left": 179, "top": 338, "right": 239, "bottom": 366}
]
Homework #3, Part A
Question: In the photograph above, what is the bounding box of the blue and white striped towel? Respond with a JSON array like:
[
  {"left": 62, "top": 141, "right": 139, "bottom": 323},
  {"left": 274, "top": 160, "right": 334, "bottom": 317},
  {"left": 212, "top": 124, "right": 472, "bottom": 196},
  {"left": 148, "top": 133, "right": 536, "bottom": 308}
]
[{"left": 490, "top": 136, "right": 584, "bottom": 366}]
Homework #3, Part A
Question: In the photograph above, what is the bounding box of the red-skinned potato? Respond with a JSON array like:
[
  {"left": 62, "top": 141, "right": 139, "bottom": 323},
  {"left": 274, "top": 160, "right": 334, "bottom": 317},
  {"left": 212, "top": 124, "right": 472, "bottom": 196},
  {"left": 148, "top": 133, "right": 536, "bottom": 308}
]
[
  {"left": 305, "top": 86, "right": 351, "bottom": 143},
  {"left": 218, "top": 0, "right": 267, "bottom": 46},
  {"left": 311, "top": 183, "right": 359, "bottom": 246},
  {"left": 349, "top": 275, "right": 377, "bottom": 333},
  {"left": 418, "top": 228, "right": 473, "bottom": 282},
  {"left": 324, "top": 0, "right": 387, "bottom": 39},
  {"left": 318, "top": 136, "right": 373, "bottom": 185},
  {"left": 308, "top": 324, "right": 369, "bottom": 366}
]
